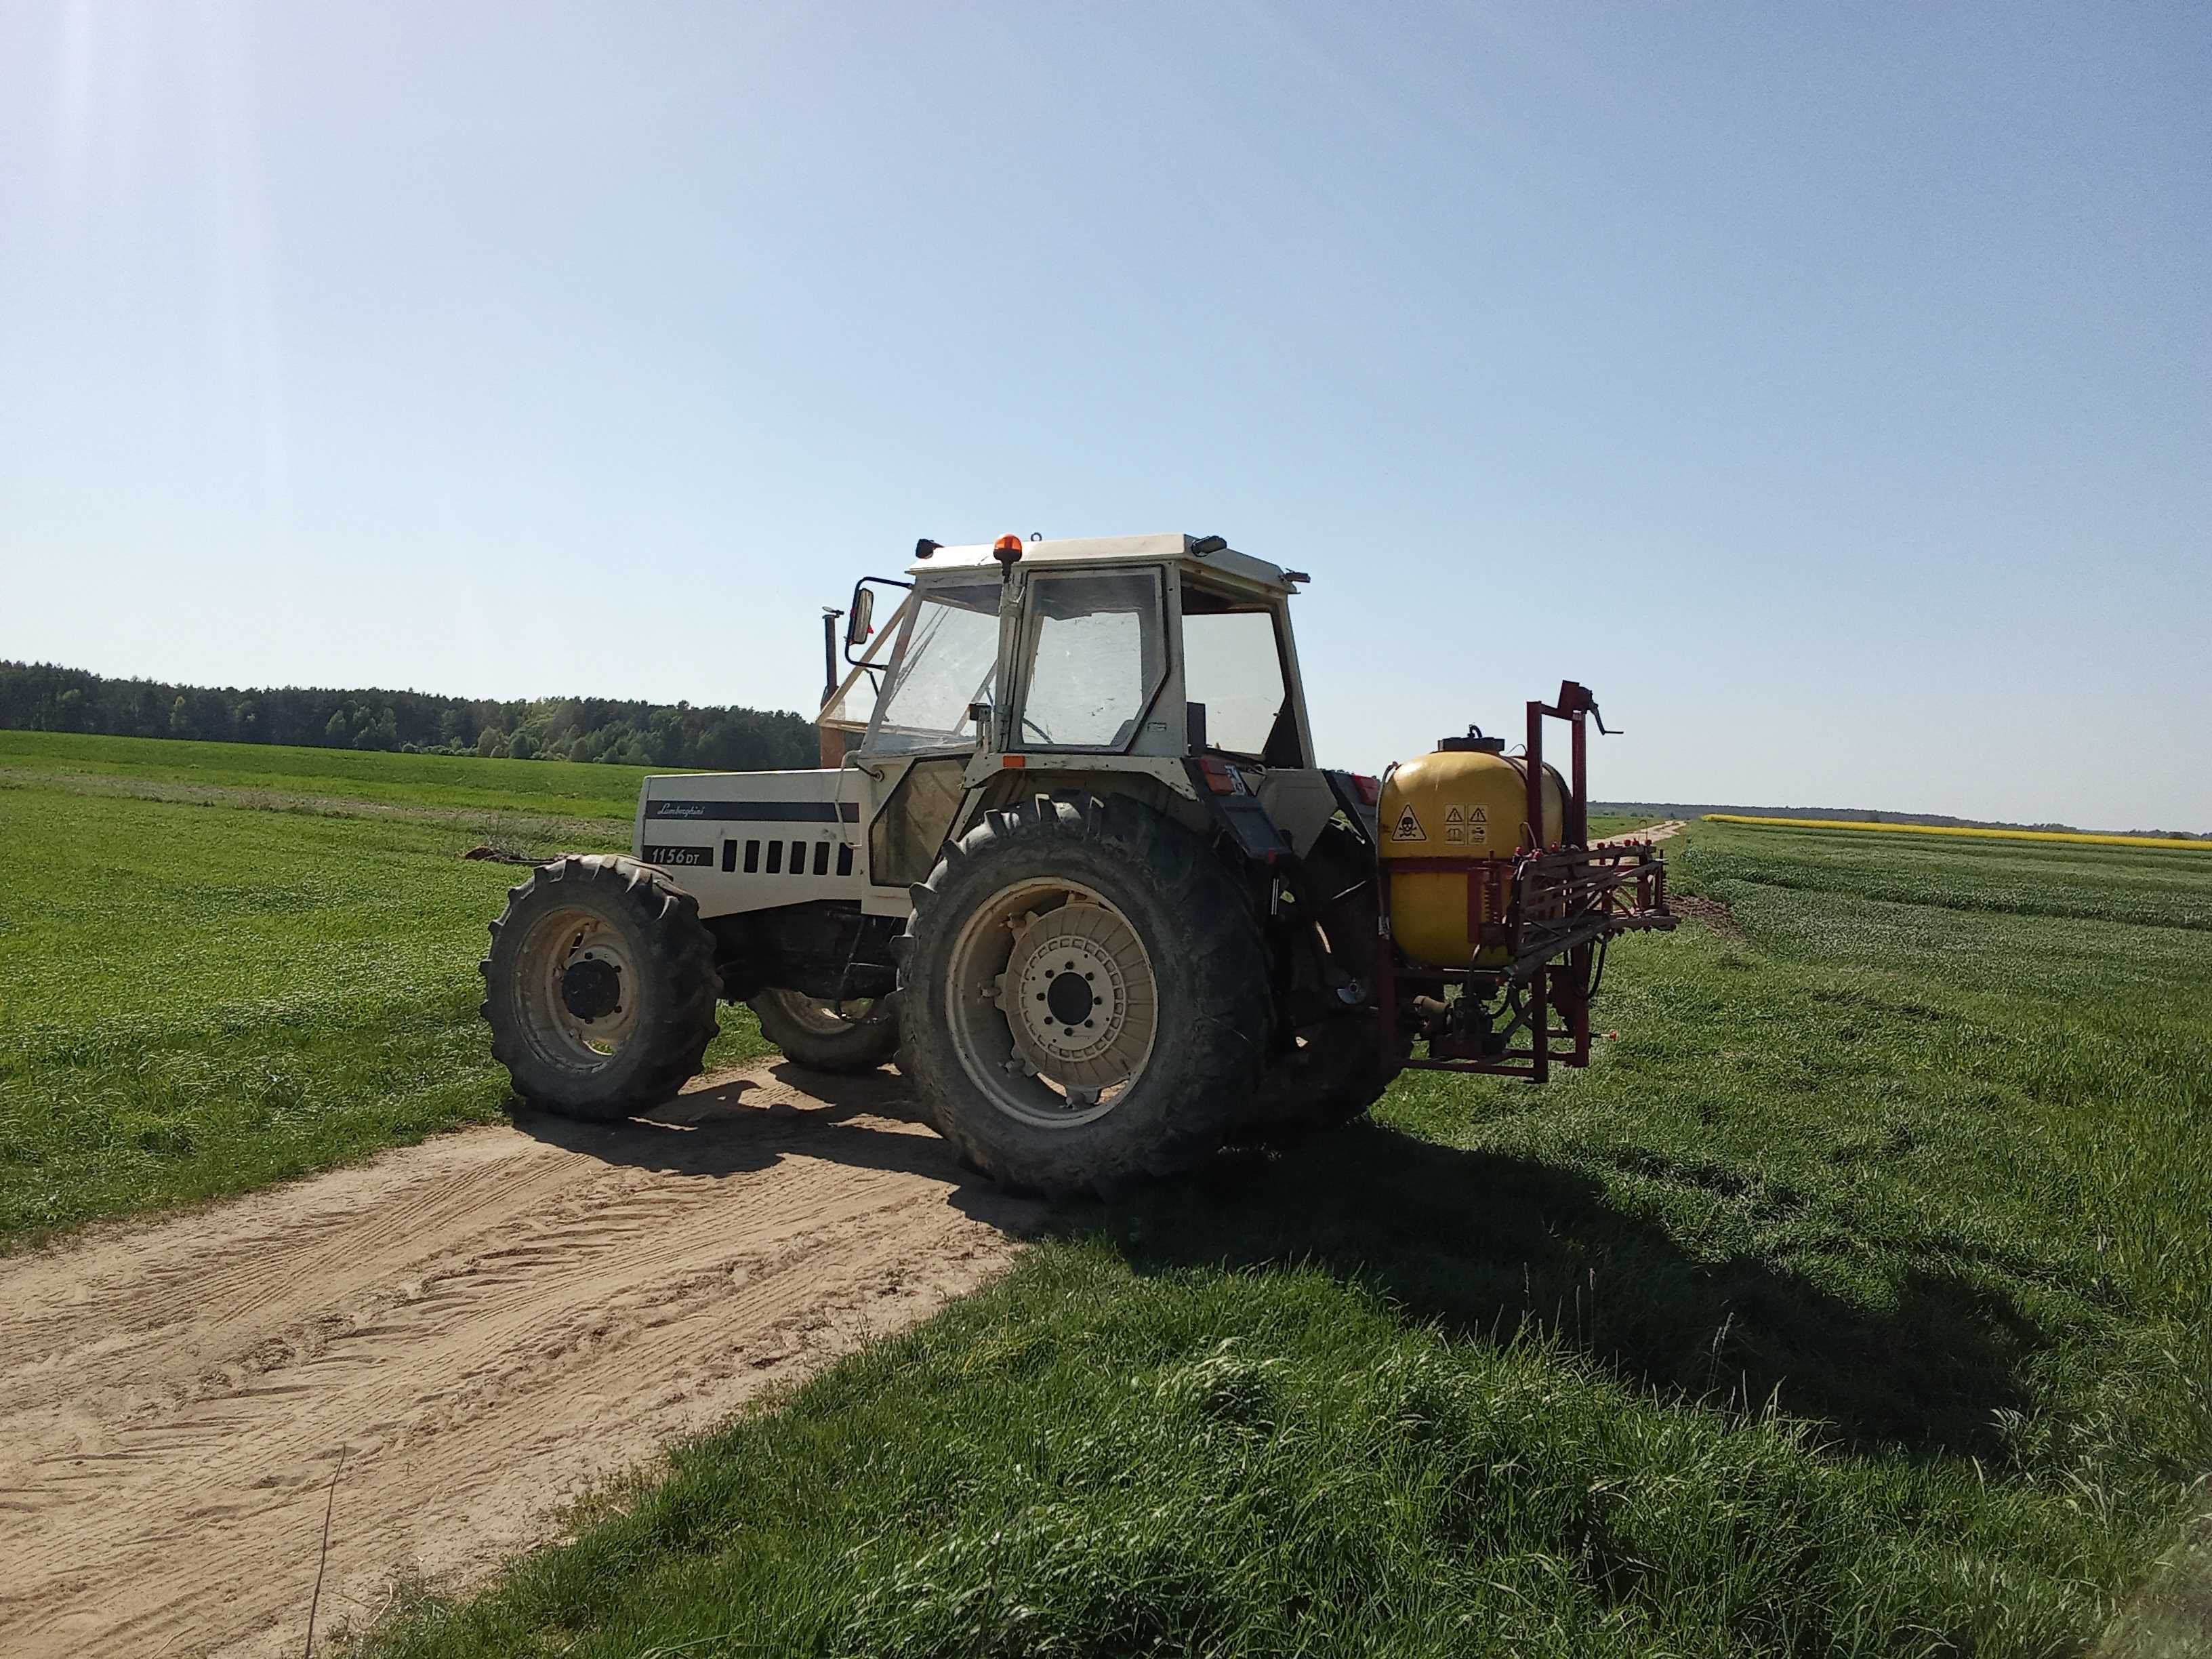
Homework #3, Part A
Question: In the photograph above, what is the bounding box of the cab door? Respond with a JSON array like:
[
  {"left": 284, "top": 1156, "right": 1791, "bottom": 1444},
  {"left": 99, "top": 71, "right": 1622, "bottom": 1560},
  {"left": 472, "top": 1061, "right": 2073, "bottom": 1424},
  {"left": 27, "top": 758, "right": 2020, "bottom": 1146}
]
[{"left": 849, "top": 573, "right": 1004, "bottom": 899}]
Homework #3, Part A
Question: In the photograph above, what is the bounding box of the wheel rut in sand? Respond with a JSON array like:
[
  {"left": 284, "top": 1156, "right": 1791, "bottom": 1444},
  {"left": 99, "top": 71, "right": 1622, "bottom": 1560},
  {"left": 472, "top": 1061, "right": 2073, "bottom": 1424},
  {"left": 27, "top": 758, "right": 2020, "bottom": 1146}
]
[{"left": 0, "top": 1060, "right": 1042, "bottom": 1659}]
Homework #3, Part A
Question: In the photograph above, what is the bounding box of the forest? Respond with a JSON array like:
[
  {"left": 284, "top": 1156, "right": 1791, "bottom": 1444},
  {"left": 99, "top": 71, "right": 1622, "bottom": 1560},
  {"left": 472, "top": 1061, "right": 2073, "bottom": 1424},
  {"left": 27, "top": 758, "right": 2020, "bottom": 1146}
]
[{"left": 0, "top": 661, "right": 816, "bottom": 771}]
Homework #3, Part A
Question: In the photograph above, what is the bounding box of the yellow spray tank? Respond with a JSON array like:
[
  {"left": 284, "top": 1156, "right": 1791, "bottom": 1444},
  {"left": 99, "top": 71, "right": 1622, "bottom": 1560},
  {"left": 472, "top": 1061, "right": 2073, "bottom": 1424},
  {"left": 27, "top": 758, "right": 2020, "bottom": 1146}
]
[{"left": 1379, "top": 729, "right": 1568, "bottom": 970}]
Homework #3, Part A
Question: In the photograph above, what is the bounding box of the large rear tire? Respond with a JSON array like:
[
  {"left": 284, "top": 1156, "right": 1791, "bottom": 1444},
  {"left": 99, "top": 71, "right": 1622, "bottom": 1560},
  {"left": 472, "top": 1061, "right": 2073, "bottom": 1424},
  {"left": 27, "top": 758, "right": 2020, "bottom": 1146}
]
[
  {"left": 897, "top": 794, "right": 1269, "bottom": 1196},
  {"left": 481, "top": 855, "right": 722, "bottom": 1120},
  {"left": 749, "top": 988, "right": 901, "bottom": 1073}
]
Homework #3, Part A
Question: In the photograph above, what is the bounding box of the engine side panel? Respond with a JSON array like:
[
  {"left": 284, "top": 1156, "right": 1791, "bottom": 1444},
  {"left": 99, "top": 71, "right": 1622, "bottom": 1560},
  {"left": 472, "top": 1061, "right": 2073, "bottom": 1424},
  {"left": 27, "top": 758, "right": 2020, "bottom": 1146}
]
[{"left": 635, "top": 769, "right": 880, "bottom": 920}]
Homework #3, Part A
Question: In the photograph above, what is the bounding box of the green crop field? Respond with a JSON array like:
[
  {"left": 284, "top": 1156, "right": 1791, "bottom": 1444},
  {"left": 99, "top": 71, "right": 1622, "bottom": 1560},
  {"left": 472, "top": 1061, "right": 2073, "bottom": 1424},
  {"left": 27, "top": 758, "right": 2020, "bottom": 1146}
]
[
  {"left": 0, "top": 727, "right": 657, "bottom": 819},
  {"left": 3, "top": 734, "right": 2207, "bottom": 1654},
  {"left": 0, "top": 733, "right": 766, "bottom": 1244}
]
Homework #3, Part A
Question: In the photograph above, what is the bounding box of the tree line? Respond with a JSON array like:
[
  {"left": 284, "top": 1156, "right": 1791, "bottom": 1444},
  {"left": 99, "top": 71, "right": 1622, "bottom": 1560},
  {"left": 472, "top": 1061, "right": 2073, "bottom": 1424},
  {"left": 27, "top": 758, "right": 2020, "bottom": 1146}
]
[{"left": 0, "top": 661, "right": 818, "bottom": 771}]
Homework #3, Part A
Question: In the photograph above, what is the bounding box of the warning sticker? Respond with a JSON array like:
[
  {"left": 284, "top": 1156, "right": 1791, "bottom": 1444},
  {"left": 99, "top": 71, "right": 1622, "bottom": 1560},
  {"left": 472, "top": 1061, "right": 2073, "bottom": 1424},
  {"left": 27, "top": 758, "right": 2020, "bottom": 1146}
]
[
  {"left": 1443, "top": 804, "right": 1489, "bottom": 827},
  {"left": 1391, "top": 804, "right": 1426, "bottom": 842}
]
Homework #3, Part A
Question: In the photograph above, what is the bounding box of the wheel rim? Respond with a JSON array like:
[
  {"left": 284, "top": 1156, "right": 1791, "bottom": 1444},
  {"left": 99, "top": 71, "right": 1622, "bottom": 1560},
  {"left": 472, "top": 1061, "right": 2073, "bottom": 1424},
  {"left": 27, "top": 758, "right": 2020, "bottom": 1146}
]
[
  {"left": 762, "top": 989, "right": 884, "bottom": 1035},
  {"left": 944, "top": 878, "right": 1159, "bottom": 1128},
  {"left": 515, "top": 906, "right": 640, "bottom": 1069}
]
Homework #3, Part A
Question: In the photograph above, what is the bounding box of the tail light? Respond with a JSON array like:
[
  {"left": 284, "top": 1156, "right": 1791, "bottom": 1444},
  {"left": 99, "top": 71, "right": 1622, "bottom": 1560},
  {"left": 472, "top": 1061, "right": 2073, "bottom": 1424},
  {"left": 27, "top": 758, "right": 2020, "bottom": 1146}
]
[{"left": 1197, "top": 756, "right": 1239, "bottom": 795}]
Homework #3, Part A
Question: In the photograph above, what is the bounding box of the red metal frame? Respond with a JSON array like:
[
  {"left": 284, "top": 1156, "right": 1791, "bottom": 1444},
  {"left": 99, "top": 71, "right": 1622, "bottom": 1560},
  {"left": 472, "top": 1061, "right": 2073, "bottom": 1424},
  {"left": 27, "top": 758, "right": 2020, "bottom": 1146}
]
[{"left": 1372, "top": 682, "right": 1675, "bottom": 1082}]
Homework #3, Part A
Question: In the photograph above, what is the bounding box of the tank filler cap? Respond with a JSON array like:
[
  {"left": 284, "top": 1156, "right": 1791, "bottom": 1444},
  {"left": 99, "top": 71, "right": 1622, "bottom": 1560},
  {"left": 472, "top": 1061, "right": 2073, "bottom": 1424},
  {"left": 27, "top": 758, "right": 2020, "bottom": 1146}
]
[{"left": 1437, "top": 726, "right": 1506, "bottom": 754}]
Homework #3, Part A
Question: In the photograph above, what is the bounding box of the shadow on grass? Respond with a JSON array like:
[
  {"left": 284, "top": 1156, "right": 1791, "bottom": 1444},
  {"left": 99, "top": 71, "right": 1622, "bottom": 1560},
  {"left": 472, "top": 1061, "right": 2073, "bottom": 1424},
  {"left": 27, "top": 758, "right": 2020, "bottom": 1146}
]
[
  {"left": 514, "top": 1066, "right": 2039, "bottom": 1460},
  {"left": 1090, "top": 1121, "right": 2044, "bottom": 1462}
]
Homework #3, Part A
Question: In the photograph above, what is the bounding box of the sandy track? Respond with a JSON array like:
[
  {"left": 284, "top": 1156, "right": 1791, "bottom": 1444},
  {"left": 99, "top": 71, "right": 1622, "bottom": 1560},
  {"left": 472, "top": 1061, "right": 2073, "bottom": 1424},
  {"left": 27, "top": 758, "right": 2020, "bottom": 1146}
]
[{"left": 0, "top": 1061, "right": 1038, "bottom": 1659}]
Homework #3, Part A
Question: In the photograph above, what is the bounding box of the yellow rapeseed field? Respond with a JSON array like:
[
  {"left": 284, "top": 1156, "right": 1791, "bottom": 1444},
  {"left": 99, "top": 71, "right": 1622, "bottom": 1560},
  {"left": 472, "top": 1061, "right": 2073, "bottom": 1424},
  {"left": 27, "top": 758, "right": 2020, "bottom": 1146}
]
[{"left": 1706, "top": 814, "right": 2212, "bottom": 851}]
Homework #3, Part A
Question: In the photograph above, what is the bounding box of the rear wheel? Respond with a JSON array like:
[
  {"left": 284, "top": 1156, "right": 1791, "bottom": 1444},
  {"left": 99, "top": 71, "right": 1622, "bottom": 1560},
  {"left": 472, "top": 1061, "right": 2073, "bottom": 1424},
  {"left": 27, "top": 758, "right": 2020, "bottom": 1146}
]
[
  {"left": 749, "top": 988, "right": 900, "bottom": 1073},
  {"left": 481, "top": 855, "right": 721, "bottom": 1120},
  {"left": 898, "top": 794, "right": 1268, "bottom": 1195}
]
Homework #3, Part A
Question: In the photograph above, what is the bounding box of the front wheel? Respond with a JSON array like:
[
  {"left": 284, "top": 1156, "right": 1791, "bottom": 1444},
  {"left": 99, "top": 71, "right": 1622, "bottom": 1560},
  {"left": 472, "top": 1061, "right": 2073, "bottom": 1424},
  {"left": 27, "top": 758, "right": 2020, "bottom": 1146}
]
[
  {"left": 480, "top": 855, "right": 722, "bottom": 1120},
  {"left": 897, "top": 794, "right": 1269, "bottom": 1195},
  {"left": 749, "top": 988, "right": 901, "bottom": 1073},
  {"left": 1244, "top": 1017, "right": 1395, "bottom": 1143}
]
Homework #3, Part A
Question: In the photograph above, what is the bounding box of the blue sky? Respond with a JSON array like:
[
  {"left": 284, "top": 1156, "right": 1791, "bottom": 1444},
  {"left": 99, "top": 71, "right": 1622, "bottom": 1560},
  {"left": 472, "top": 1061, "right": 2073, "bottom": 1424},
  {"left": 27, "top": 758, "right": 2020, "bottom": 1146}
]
[{"left": 2, "top": 3, "right": 2205, "bottom": 827}]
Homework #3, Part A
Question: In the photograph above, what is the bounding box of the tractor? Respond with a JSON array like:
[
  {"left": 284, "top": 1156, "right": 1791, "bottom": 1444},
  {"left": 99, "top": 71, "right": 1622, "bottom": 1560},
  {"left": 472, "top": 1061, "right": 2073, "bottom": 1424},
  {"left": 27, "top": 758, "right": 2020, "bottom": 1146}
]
[{"left": 480, "top": 533, "right": 1674, "bottom": 1193}]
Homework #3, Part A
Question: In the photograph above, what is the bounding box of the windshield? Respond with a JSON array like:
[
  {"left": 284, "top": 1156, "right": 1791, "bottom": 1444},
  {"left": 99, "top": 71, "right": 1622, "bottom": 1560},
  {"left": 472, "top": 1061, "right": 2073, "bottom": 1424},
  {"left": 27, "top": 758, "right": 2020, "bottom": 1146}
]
[{"left": 865, "top": 579, "right": 1000, "bottom": 753}]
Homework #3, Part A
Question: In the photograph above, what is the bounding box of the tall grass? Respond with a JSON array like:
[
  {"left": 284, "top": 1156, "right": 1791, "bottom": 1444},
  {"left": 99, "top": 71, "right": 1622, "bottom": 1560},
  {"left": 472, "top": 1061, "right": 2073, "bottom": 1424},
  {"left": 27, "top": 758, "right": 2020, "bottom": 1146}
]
[{"left": 0, "top": 771, "right": 763, "bottom": 1246}]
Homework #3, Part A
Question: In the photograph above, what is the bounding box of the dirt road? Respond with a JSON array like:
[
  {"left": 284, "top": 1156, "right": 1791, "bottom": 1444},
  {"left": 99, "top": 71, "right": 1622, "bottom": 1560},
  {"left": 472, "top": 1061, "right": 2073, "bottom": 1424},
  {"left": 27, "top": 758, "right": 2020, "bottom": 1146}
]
[{"left": 0, "top": 1062, "right": 1038, "bottom": 1658}]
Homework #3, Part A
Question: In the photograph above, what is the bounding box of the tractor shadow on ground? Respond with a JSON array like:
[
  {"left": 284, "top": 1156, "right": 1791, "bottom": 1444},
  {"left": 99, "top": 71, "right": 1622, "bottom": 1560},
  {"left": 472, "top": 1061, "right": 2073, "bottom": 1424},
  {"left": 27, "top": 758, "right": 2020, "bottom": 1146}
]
[
  {"left": 506, "top": 1063, "right": 1042, "bottom": 1234},
  {"left": 513, "top": 1069, "right": 2044, "bottom": 1460},
  {"left": 1093, "top": 1121, "right": 2047, "bottom": 1464}
]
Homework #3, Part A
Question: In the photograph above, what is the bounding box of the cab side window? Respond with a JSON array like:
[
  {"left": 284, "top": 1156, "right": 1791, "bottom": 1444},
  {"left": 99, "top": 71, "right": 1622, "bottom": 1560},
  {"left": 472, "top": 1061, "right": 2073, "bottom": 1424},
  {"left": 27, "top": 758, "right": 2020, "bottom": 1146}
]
[{"left": 1015, "top": 571, "right": 1166, "bottom": 752}]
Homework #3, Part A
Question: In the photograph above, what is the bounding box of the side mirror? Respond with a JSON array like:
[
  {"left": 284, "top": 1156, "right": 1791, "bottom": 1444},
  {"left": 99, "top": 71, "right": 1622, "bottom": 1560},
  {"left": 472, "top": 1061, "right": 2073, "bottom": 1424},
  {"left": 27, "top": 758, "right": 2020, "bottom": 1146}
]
[{"left": 844, "top": 586, "right": 874, "bottom": 651}]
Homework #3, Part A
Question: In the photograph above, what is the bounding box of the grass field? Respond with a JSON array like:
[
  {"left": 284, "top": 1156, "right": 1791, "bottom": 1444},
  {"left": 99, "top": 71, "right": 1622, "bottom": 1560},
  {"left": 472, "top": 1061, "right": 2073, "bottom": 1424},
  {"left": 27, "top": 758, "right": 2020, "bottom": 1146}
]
[
  {"left": 0, "top": 733, "right": 766, "bottom": 1245},
  {"left": 1583, "top": 809, "right": 1670, "bottom": 840},
  {"left": 5, "top": 733, "right": 2207, "bottom": 1654},
  {"left": 1708, "top": 813, "right": 2212, "bottom": 853},
  {"left": 0, "top": 728, "right": 652, "bottom": 821},
  {"left": 355, "top": 819, "right": 2211, "bottom": 1658}
]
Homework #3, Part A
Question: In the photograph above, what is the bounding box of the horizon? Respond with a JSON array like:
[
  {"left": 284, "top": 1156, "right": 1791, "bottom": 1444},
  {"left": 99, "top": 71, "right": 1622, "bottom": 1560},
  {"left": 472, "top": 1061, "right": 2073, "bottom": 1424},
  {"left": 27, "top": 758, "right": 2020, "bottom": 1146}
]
[
  {"left": 10, "top": 657, "right": 2204, "bottom": 836},
  {"left": 3, "top": 4, "right": 2206, "bottom": 827}
]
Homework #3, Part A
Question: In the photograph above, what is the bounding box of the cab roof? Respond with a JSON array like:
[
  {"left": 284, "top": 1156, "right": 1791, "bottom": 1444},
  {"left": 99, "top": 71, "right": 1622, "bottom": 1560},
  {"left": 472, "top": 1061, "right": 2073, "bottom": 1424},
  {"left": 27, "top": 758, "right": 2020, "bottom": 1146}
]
[{"left": 906, "top": 533, "right": 1300, "bottom": 596}]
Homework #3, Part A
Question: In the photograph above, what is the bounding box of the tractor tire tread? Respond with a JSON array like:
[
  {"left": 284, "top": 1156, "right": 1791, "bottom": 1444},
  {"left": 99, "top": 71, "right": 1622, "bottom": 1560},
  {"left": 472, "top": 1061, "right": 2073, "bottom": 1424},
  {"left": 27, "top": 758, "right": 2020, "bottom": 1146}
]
[
  {"left": 480, "top": 854, "right": 721, "bottom": 1122},
  {"left": 897, "top": 791, "right": 1268, "bottom": 1196},
  {"left": 749, "top": 989, "right": 903, "bottom": 1074}
]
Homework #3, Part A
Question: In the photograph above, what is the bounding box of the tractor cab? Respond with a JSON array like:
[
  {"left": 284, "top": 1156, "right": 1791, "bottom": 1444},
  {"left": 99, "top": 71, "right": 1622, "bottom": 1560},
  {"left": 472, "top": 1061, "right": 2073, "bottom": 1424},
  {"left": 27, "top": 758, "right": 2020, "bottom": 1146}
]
[
  {"left": 814, "top": 533, "right": 1343, "bottom": 904},
  {"left": 821, "top": 533, "right": 1315, "bottom": 775}
]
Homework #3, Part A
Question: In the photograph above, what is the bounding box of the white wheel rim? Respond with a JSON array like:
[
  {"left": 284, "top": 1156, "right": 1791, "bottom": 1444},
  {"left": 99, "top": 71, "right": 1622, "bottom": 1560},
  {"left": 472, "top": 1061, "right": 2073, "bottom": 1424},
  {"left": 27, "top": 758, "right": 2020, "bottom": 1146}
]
[
  {"left": 516, "top": 906, "right": 639, "bottom": 1069},
  {"left": 943, "top": 878, "right": 1159, "bottom": 1129}
]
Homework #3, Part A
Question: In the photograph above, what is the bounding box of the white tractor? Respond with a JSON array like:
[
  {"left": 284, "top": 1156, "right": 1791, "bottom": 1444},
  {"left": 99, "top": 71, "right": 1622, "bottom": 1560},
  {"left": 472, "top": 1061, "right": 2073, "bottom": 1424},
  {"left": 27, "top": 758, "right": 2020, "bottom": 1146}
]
[{"left": 481, "top": 533, "right": 1672, "bottom": 1194}]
